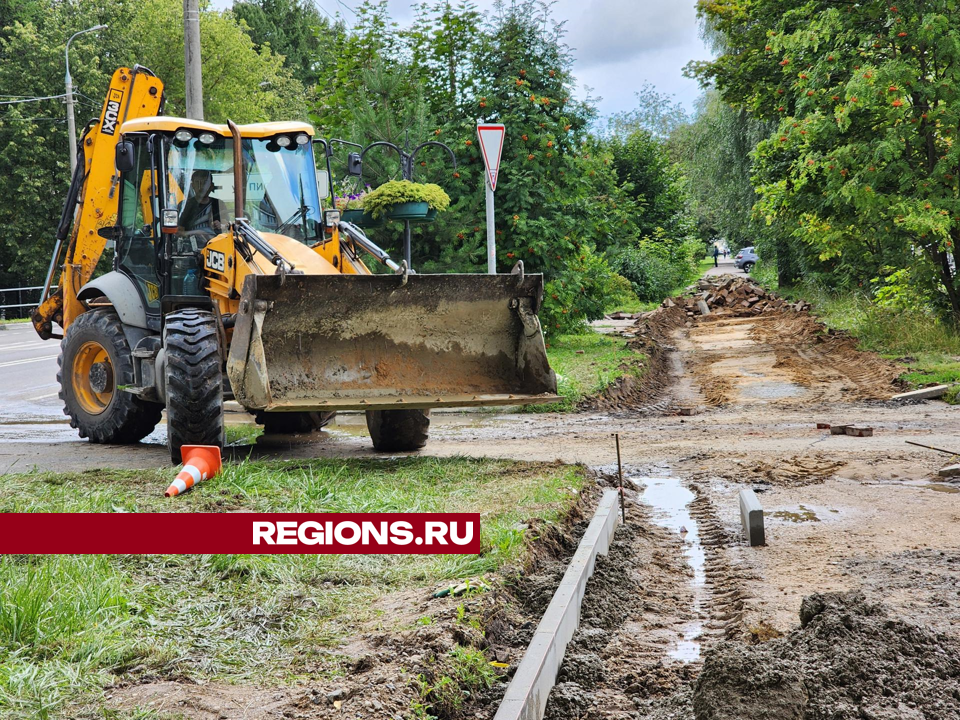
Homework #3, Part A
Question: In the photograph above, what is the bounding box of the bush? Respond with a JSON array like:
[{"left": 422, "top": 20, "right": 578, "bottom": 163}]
[{"left": 612, "top": 233, "right": 700, "bottom": 303}]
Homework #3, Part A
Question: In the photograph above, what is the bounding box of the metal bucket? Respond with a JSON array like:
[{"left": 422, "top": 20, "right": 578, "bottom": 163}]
[{"left": 226, "top": 272, "right": 559, "bottom": 412}]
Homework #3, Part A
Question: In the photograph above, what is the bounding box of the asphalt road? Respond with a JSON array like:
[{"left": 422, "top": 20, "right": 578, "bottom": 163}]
[{"left": 0, "top": 322, "right": 63, "bottom": 422}]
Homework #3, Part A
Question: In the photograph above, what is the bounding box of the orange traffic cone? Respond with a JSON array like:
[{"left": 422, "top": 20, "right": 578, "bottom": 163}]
[{"left": 165, "top": 445, "right": 222, "bottom": 497}]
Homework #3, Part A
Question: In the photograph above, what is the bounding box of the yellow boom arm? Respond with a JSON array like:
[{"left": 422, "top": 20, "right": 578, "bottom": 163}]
[{"left": 32, "top": 66, "right": 164, "bottom": 339}]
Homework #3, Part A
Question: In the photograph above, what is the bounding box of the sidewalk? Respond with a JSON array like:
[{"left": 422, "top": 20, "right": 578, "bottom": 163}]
[{"left": 703, "top": 256, "right": 741, "bottom": 277}]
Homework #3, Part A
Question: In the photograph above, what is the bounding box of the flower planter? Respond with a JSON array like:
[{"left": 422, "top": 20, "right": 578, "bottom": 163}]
[
  {"left": 341, "top": 208, "right": 382, "bottom": 229},
  {"left": 407, "top": 208, "right": 438, "bottom": 225},
  {"left": 385, "top": 201, "right": 430, "bottom": 221}
]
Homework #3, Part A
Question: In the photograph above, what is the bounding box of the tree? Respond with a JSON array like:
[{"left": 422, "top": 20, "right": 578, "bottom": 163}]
[
  {"left": 697, "top": 0, "right": 960, "bottom": 320},
  {"left": 232, "top": 0, "right": 329, "bottom": 88},
  {"left": 607, "top": 83, "right": 690, "bottom": 141}
]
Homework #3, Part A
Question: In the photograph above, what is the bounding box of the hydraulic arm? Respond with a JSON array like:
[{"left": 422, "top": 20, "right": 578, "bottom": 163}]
[{"left": 32, "top": 66, "right": 164, "bottom": 339}]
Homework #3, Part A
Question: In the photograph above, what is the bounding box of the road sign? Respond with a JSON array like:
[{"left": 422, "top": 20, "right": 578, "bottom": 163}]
[{"left": 477, "top": 124, "right": 505, "bottom": 191}]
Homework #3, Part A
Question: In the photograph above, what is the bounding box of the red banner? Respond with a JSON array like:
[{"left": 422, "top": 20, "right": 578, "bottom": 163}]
[{"left": 0, "top": 513, "right": 482, "bottom": 554}]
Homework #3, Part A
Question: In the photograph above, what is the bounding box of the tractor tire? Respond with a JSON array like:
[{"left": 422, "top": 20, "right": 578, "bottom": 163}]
[
  {"left": 365, "top": 409, "right": 430, "bottom": 452},
  {"left": 58, "top": 308, "right": 162, "bottom": 443},
  {"left": 255, "top": 411, "right": 336, "bottom": 434},
  {"left": 164, "top": 308, "right": 224, "bottom": 464}
]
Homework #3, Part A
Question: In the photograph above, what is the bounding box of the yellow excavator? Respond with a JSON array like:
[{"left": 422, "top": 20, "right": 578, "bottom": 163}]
[{"left": 32, "top": 66, "right": 557, "bottom": 462}]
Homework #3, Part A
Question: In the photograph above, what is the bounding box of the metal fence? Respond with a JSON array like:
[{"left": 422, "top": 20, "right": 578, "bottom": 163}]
[{"left": 0, "top": 286, "right": 43, "bottom": 320}]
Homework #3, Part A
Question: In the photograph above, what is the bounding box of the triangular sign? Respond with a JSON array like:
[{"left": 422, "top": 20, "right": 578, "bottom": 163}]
[{"left": 477, "top": 124, "right": 506, "bottom": 191}]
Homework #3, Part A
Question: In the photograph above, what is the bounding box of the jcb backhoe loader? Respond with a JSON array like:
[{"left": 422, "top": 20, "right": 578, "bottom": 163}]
[{"left": 32, "top": 67, "right": 558, "bottom": 462}]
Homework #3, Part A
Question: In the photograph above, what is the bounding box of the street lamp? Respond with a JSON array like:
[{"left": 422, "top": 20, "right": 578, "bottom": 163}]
[{"left": 65, "top": 24, "right": 107, "bottom": 173}]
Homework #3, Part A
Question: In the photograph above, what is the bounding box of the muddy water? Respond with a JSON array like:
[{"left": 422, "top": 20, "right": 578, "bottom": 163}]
[{"left": 632, "top": 475, "right": 706, "bottom": 662}]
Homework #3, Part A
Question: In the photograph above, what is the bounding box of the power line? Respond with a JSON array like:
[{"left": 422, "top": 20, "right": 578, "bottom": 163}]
[{"left": 0, "top": 93, "right": 69, "bottom": 105}]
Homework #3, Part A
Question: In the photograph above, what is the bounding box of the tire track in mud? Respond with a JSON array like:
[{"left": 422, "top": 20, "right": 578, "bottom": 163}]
[{"left": 542, "top": 476, "right": 747, "bottom": 720}]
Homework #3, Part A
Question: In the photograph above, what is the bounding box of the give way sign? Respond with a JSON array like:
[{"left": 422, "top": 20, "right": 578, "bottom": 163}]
[{"left": 477, "top": 124, "right": 506, "bottom": 191}]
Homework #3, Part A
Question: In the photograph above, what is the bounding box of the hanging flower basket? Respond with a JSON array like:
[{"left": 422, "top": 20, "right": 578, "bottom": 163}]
[
  {"left": 362, "top": 181, "right": 451, "bottom": 223},
  {"left": 341, "top": 208, "right": 383, "bottom": 228},
  {"left": 385, "top": 201, "right": 430, "bottom": 221}
]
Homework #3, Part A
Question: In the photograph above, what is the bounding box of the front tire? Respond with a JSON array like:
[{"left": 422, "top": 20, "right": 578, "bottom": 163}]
[
  {"left": 164, "top": 308, "right": 224, "bottom": 463},
  {"left": 58, "top": 309, "right": 162, "bottom": 443},
  {"left": 365, "top": 409, "right": 430, "bottom": 452},
  {"left": 255, "top": 411, "right": 336, "bottom": 434}
]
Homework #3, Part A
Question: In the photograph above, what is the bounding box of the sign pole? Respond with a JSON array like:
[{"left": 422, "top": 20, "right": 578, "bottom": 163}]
[
  {"left": 477, "top": 123, "right": 505, "bottom": 276},
  {"left": 485, "top": 174, "right": 496, "bottom": 274}
]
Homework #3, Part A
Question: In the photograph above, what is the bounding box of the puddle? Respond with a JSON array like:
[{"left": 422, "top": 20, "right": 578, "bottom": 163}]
[
  {"left": 926, "top": 483, "right": 960, "bottom": 494},
  {"left": 772, "top": 505, "right": 820, "bottom": 523},
  {"left": 632, "top": 475, "right": 705, "bottom": 662},
  {"left": 738, "top": 381, "right": 804, "bottom": 400}
]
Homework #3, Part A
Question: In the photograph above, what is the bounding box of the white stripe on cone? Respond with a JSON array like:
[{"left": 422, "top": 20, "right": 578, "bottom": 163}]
[{"left": 165, "top": 463, "right": 206, "bottom": 497}]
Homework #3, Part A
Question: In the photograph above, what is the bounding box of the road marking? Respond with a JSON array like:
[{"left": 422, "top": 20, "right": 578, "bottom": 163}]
[
  {"left": 0, "top": 341, "right": 49, "bottom": 351},
  {"left": 0, "top": 354, "right": 58, "bottom": 369},
  {"left": 25, "top": 392, "right": 60, "bottom": 401}
]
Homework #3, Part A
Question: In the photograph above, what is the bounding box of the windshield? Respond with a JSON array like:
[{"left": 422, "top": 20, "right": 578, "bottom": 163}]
[{"left": 164, "top": 135, "right": 322, "bottom": 243}]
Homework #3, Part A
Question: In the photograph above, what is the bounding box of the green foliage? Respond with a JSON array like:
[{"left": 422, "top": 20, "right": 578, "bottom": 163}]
[
  {"left": 415, "top": 646, "right": 497, "bottom": 718},
  {"left": 361, "top": 181, "right": 451, "bottom": 218},
  {"left": 697, "top": 0, "right": 960, "bottom": 322},
  {"left": 232, "top": 0, "right": 329, "bottom": 88},
  {"left": 613, "top": 234, "right": 700, "bottom": 302}
]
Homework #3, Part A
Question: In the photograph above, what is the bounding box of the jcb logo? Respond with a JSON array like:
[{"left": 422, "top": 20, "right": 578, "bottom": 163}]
[
  {"left": 101, "top": 89, "right": 124, "bottom": 136},
  {"left": 206, "top": 250, "right": 226, "bottom": 273}
]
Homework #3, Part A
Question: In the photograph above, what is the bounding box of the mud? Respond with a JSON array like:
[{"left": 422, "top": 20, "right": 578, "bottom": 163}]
[{"left": 694, "top": 592, "right": 960, "bottom": 720}]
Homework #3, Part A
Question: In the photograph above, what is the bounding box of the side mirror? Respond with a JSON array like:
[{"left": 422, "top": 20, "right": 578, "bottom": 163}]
[
  {"left": 161, "top": 208, "right": 179, "bottom": 234},
  {"left": 347, "top": 152, "right": 362, "bottom": 177},
  {"left": 115, "top": 140, "right": 135, "bottom": 173}
]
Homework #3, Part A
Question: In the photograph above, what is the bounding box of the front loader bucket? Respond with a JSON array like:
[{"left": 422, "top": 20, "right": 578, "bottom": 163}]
[{"left": 226, "top": 273, "right": 560, "bottom": 412}]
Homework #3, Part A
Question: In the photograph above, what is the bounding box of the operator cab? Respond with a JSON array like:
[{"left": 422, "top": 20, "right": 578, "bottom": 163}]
[{"left": 113, "top": 118, "right": 323, "bottom": 316}]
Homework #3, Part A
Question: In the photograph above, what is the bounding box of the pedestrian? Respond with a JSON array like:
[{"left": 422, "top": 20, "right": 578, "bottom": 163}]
[{"left": 713, "top": 245, "right": 720, "bottom": 267}]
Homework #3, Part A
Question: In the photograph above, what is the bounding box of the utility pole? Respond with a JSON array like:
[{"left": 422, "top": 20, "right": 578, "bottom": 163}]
[
  {"left": 65, "top": 24, "right": 107, "bottom": 173},
  {"left": 183, "top": 0, "right": 203, "bottom": 120}
]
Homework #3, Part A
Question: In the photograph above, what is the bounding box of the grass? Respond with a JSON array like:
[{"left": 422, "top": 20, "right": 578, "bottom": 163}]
[
  {"left": 0, "top": 457, "right": 587, "bottom": 719},
  {"left": 752, "top": 261, "right": 960, "bottom": 395},
  {"left": 534, "top": 331, "right": 645, "bottom": 412}
]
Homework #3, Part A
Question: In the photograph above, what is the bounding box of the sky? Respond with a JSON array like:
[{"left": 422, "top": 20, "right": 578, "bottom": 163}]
[{"left": 215, "top": 0, "right": 713, "bottom": 119}]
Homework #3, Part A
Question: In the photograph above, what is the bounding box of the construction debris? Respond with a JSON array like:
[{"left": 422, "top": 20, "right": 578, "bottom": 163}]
[
  {"left": 905, "top": 440, "right": 960, "bottom": 456},
  {"left": 892, "top": 384, "right": 952, "bottom": 401},
  {"left": 938, "top": 464, "right": 960, "bottom": 478},
  {"left": 665, "top": 276, "right": 810, "bottom": 317},
  {"left": 845, "top": 426, "right": 873, "bottom": 438}
]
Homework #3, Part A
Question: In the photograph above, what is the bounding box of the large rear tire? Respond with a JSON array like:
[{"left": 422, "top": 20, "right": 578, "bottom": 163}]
[
  {"left": 164, "top": 308, "right": 224, "bottom": 464},
  {"left": 58, "top": 308, "right": 162, "bottom": 443},
  {"left": 254, "top": 411, "right": 336, "bottom": 434},
  {"left": 365, "top": 409, "right": 430, "bottom": 452}
]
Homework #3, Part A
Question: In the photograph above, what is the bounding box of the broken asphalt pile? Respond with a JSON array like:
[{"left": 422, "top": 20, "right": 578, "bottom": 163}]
[
  {"left": 694, "top": 591, "right": 960, "bottom": 720},
  {"left": 666, "top": 276, "right": 812, "bottom": 317}
]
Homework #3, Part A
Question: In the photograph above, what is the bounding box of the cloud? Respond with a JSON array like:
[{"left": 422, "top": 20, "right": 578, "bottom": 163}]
[{"left": 565, "top": 0, "right": 698, "bottom": 68}]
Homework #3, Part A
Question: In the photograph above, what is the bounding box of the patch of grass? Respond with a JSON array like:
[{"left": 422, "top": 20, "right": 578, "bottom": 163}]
[
  {"left": 753, "top": 262, "right": 960, "bottom": 392},
  {"left": 0, "top": 317, "right": 31, "bottom": 325},
  {"left": 0, "top": 458, "right": 586, "bottom": 719},
  {"left": 531, "top": 332, "right": 644, "bottom": 412},
  {"left": 415, "top": 645, "right": 498, "bottom": 719},
  {"left": 224, "top": 423, "right": 263, "bottom": 446}
]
